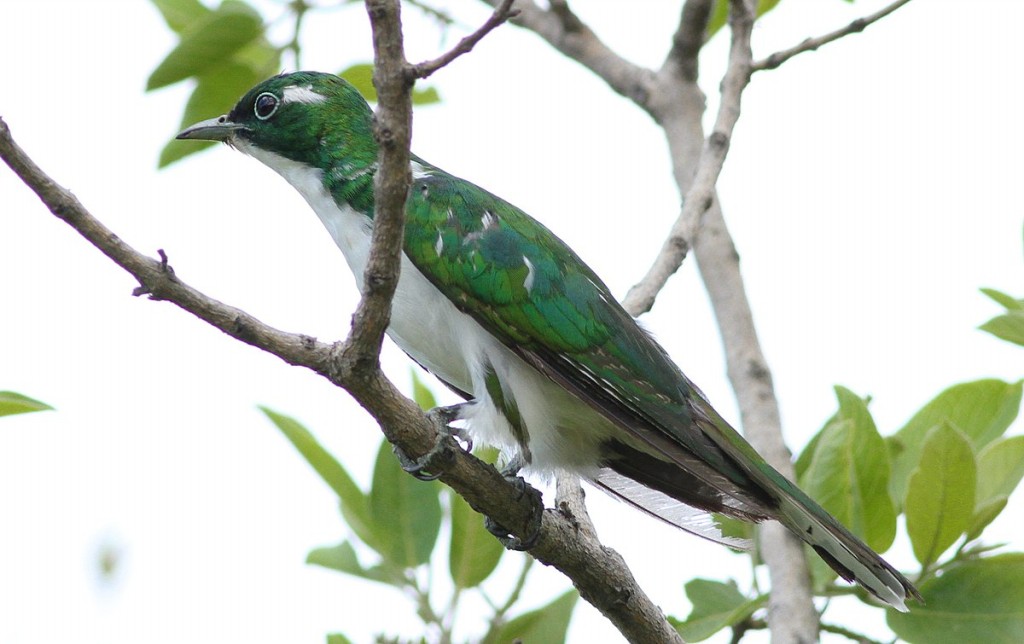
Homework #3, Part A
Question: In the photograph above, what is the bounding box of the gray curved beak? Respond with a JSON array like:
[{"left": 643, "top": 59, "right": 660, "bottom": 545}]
[{"left": 176, "top": 115, "right": 244, "bottom": 141}]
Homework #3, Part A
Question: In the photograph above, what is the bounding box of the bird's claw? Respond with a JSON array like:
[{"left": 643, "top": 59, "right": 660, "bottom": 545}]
[
  {"left": 393, "top": 403, "right": 472, "bottom": 481},
  {"left": 484, "top": 458, "right": 543, "bottom": 550}
]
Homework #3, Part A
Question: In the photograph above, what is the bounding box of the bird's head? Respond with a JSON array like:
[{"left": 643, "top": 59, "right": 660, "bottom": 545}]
[{"left": 177, "top": 71, "right": 376, "bottom": 169}]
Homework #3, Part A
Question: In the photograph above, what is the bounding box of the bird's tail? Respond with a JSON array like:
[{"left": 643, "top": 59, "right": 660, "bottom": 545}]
[{"left": 772, "top": 489, "right": 921, "bottom": 612}]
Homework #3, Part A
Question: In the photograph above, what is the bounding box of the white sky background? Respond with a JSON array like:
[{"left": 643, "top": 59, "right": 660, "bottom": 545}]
[{"left": 1, "top": 1, "right": 1021, "bottom": 643}]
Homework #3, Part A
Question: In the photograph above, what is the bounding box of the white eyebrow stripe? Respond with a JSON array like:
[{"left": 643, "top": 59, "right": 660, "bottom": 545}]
[{"left": 282, "top": 86, "right": 327, "bottom": 104}]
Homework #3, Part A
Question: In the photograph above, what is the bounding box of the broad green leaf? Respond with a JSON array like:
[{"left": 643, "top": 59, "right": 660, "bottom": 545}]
[
  {"left": 147, "top": 3, "right": 263, "bottom": 90},
  {"left": 904, "top": 424, "right": 976, "bottom": 567},
  {"left": 306, "top": 540, "right": 398, "bottom": 585},
  {"left": 798, "top": 387, "right": 896, "bottom": 552},
  {"left": 888, "top": 379, "right": 1021, "bottom": 504},
  {"left": 260, "top": 407, "right": 378, "bottom": 549},
  {"left": 411, "top": 370, "right": 437, "bottom": 411},
  {"left": 448, "top": 489, "right": 503, "bottom": 588},
  {"left": 888, "top": 554, "right": 1024, "bottom": 643},
  {"left": 326, "top": 634, "right": 354, "bottom": 644},
  {"left": 980, "top": 311, "right": 1024, "bottom": 346},
  {"left": 368, "top": 439, "right": 442, "bottom": 568},
  {"left": 0, "top": 391, "right": 53, "bottom": 417},
  {"left": 977, "top": 435, "right": 1024, "bottom": 504},
  {"left": 967, "top": 496, "right": 1007, "bottom": 541},
  {"left": 150, "top": 0, "right": 210, "bottom": 33},
  {"left": 981, "top": 287, "right": 1023, "bottom": 310},
  {"left": 159, "top": 61, "right": 264, "bottom": 167},
  {"left": 671, "top": 579, "right": 765, "bottom": 642},
  {"left": 340, "top": 63, "right": 441, "bottom": 106},
  {"left": 484, "top": 590, "right": 578, "bottom": 644},
  {"left": 707, "top": 0, "right": 783, "bottom": 40}
]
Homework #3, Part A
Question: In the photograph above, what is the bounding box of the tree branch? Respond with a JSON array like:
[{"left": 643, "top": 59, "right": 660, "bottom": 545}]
[
  {"left": 408, "top": 0, "right": 518, "bottom": 80},
  {"left": 622, "top": 0, "right": 753, "bottom": 315},
  {"left": 480, "top": 0, "right": 658, "bottom": 114},
  {"left": 663, "top": 0, "right": 714, "bottom": 82},
  {"left": 752, "top": 0, "right": 913, "bottom": 72}
]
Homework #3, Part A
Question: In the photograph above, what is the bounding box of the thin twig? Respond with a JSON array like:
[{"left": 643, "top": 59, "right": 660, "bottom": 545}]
[
  {"left": 752, "top": 0, "right": 913, "bottom": 72},
  {"left": 820, "top": 621, "right": 890, "bottom": 644},
  {"left": 622, "top": 0, "right": 754, "bottom": 315},
  {"left": 409, "top": 0, "right": 518, "bottom": 80}
]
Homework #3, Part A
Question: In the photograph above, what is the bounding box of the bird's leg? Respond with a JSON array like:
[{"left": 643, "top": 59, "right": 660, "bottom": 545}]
[
  {"left": 393, "top": 403, "right": 473, "bottom": 481},
  {"left": 484, "top": 453, "right": 544, "bottom": 551}
]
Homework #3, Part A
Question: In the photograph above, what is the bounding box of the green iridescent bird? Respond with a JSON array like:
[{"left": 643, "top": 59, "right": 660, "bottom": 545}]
[{"left": 179, "top": 71, "right": 919, "bottom": 611}]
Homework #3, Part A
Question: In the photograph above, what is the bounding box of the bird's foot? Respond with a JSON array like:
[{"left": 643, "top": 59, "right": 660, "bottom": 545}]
[
  {"left": 393, "top": 403, "right": 472, "bottom": 481},
  {"left": 484, "top": 455, "right": 543, "bottom": 551}
]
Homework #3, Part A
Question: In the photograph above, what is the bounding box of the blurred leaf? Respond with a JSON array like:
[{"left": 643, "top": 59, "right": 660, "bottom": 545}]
[
  {"left": 967, "top": 496, "right": 1007, "bottom": 541},
  {"left": 981, "top": 287, "right": 1024, "bottom": 310},
  {"left": 369, "top": 440, "right": 442, "bottom": 568},
  {"left": 980, "top": 311, "right": 1024, "bottom": 347},
  {"left": 147, "top": 2, "right": 263, "bottom": 90},
  {"left": 707, "top": 0, "right": 783, "bottom": 40},
  {"left": 306, "top": 540, "right": 397, "bottom": 585},
  {"left": 150, "top": 0, "right": 210, "bottom": 33},
  {"left": 484, "top": 590, "right": 577, "bottom": 644},
  {"left": 976, "top": 435, "right": 1024, "bottom": 509},
  {"left": 411, "top": 370, "right": 438, "bottom": 411},
  {"left": 0, "top": 391, "right": 53, "bottom": 417},
  {"left": 888, "top": 554, "right": 1024, "bottom": 643},
  {"left": 671, "top": 579, "right": 765, "bottom": 642},
  {"left": 798, "top": 387, "right": 896, "bottom": 552},
  {"left": 888, "top": 379, "right": 1021, "bottom": 504},
  {"left": 340, "top": 62, "right": 441, "bottom": 106},
  {"left": 159, "top": 61, "right": 264, "bottom": 167},
  {"left": 448, "top": 489, "right": 503, "bottom": 588},
  {"left": 326, "top": 634, "right": 354, "bottom": 644},
  {"left": 260, "top": 407, "right": 379, "bottom": 549},
  {"left": 905, "top": 424, "right": 976, "bottom": 567}
]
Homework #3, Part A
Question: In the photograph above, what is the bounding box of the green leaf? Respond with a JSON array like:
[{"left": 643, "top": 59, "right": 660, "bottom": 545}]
[
  {"left": 306, "top": 540, "right": 397, "bottom": 585},
  {"left": 150, "top": 0, "right": 210, "bottom": 33},
  {"left": 448, "top": 489, "right": 503, "bottom": 588},
  {"left": 904, "top": 424, "right": 976, "bottom": 567},
  {"left": 888, "top": 379, "right": 1022, "bottom": 504},
  {"left": 981, "top": 287, "right": 1024, "bottom": 311},
  {"left": 967, "top": 496, "right": 1007, "bottom": 541},
  {"left": 260, "top": 407, "right": 378, "bottom": 549},
  {"left": 484, "top": 590, "right": 578, "bottom": 644},
  {"left": 976, "top": 436, "right": 1024, "bottom": 508},
  {"left": 326, "top": 634, "right": 354, "bottom": 644},
  {"left": 797, "top": 387, "right": 896, "bottom": 552},
  {"left": 411, "top": 370, "right": 438, "bottom": 411},
  {"left": 888, "top": 554, "right": 1024, "bottom": 643},
  {"left": 0, "top": 391, "right": 53, "bottom": 417},
  {"left": 368, "top": 440, "right": 442, "bottom": 568},
  {"left": 339, "top": 62, "right": 441, "bottom": 106},
  {"left": 147, "top": 2, "right": 263, "bottom": 90},
  {"left": 671, "top": 579, "right": 765, "bottom": 642},
  {"left": 980, "top": 311, "right": 1024, "bottom": 347}
]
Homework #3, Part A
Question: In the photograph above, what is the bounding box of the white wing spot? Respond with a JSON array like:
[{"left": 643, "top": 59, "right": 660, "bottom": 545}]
[
  {"left": 481, "top": 210, "right": 498, "bottom": 229},
  {"left": 282, "top": 85, "right": 327, "bottom": 105},
  {"left": 411, "top": 161, "right": 432, "bottom": 179},
  {"left": 435, "top": 234, "right": 444, "bottom": 256},
  {"left": 523, "top": 256, "right": 536, "bottom": 292}
]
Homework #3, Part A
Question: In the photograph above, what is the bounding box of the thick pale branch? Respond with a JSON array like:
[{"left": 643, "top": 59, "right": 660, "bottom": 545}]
[
  {"left": 663, "top": 0, "right": 714, "bottom": 82},
  {"left": 752, "top": 0, "right": 912, "bottom": 72},
  {"left": 409, "top": 0, "right": 518, "bottom": 80},
  {"left": 481, "top": 0, "right": 657, "bottom": 113},
  {"left": 622, "top": 0, "right": 753, "bottom": 316}
]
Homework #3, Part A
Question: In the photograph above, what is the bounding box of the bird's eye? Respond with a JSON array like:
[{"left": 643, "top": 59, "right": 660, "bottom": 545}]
[{"left": 254, "top": 93, "right": 279, "bottom": 120}]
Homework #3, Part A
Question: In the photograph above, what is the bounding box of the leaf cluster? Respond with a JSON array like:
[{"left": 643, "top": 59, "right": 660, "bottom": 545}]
[{"left": 263, "top": 373, "right": 576, "bottom": 644}]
